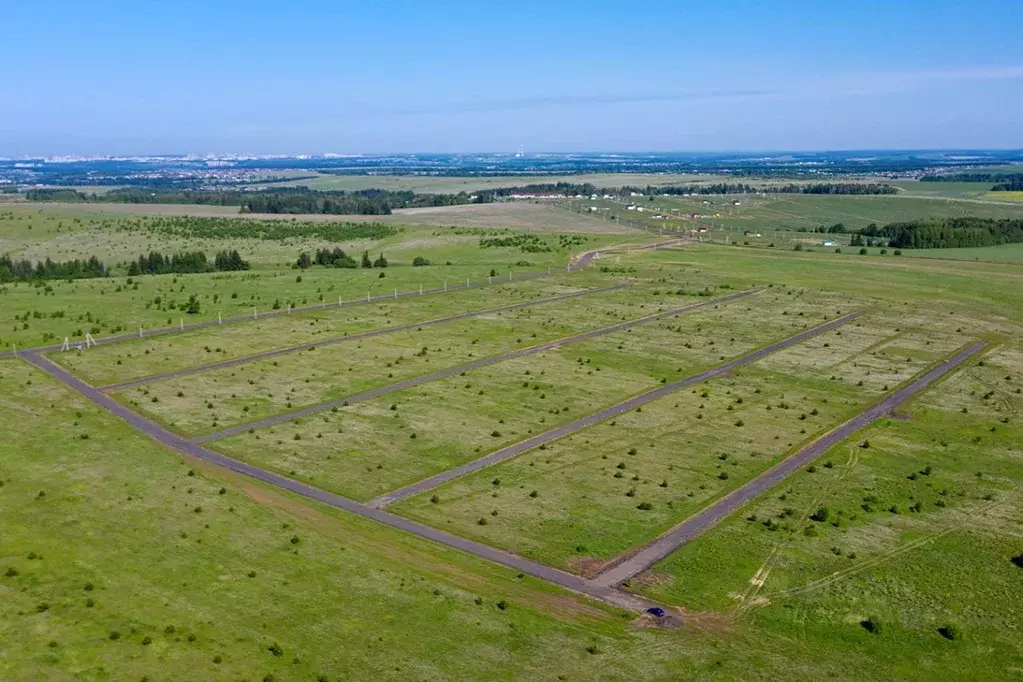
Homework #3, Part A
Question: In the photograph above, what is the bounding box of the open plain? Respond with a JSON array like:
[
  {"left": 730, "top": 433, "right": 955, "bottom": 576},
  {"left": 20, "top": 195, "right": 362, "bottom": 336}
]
[{"left": 2, "top": 193, "right": 1022, "bottom": 681}]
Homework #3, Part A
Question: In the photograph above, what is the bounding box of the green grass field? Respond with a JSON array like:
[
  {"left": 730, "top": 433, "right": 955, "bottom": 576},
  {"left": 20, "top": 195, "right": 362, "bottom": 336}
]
[
  {"left": 53, "top": 275, "right": 620, "bottom": 385},
  {"left": 3, "top": 197, "right": 1023, "bottom": 679},
  {"left": 3, "top": 358, "right": 789, "bottom": 681},
  {"left": 114, "top": 284, "right": 678, "bottom": 434},
  {"left": 1, "top": 205, "right": 655, "bottom": 349},
  {"left": 636, "top": 347, "right": 1023, "bottom": 679},
  {"left": 901, "top": 242, "right": 1023, "bottom": 263},
  {"left": 392, "top": 311, "right": 970, "bottom": 569}
]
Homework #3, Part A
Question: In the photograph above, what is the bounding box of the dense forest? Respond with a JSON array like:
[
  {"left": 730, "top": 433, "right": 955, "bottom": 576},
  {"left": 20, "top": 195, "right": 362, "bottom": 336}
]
[
  {"left": 859, "top": 218, "right": 1023, "bottom": 249},
  {"left": 295, "top": 249, "right": 387, "bottom": 269},
  {"left": 26, "top": 188, "right": 240, "bottom": 205},
  {"left": 240, "top": 188, "right": 483, "bottom": 214},
  {"left": 127, "top": 250, "right": 250, "bottom": 276},
  {"left": 0, "top": 254, "right": 107, "bottom": 282},
  {"left": 129, "top": 216, "right": 398, "bottom": 243},
  {"left": 920, "top": 171, "right": 1023, "bottom": 184},
  {"left": 296, "top": 248, "right": 358, "bottom": 269},
  {"left": 25, "top": 187, "right": 486, "bottom": 215},
  {"left": 991, "top": 176, "right": 1023, "bottom": 192},
  {"left": 481, "top": 181, "right": 898, "bottom": 198},
  {"left": 26, "top": 180, "right": 897, "bottom": 216}
]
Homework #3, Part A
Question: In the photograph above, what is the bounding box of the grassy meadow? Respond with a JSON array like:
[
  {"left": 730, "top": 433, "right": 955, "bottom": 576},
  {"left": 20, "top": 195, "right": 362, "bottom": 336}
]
[
  {"left": 2, "top": 195, "right": 1023, "bottom": 680},
  {"left": 0, "top": 204, "right": 655, "bottom": 349},
  {"left": 392, "top": 310, "right": 970, "bottom": 569},
  {"left": 636, "top": 347, "right": 1023, "bottom": 680}
]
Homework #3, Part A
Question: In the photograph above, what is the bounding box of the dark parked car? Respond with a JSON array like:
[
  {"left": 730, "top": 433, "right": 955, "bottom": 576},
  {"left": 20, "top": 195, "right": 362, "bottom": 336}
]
[{"left": 646, "top": 607, "right": 666, "bottom": 617}]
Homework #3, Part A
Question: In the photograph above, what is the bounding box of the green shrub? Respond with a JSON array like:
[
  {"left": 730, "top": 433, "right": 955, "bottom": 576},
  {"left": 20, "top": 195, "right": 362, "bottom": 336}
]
[
  {"left": 861, "top": 616, "right": 883, "bottom": 635},
  {"left": 938, "top": 623, "right": 963, "bottom": 641}
]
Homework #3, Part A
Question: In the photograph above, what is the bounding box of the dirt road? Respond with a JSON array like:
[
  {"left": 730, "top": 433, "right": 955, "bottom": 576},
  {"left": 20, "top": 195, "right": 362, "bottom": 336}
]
[
  {"left": 592, "top": 341, "right": 989, "bottom": 588},
  {"left": 195, "top": 288, "right": 758, "bottom": 443},
  {"left": 101, "top": 284, "right": 628, "bottom": 391},
  {"left": 368, "top": 312, "right": 863, "bottom": 509},
  {"left": 20, "top": 350, "right": 666, "bottom": 615}
]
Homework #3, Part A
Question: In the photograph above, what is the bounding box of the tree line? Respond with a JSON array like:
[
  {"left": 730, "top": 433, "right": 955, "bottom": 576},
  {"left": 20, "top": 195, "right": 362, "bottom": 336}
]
[
  {"left": 25, "top": 180, "right": 898, "bottom": 216},
  {"left": 25, "top": 187, "right": 489, "bottom": 216},
  {"left": 296, "top": 249, "right": 387, "bottom": 269},
  {"left": 992, "top": 176, "right": 1023, "bottom": 192},
  {"left": 921, "top": 171, "right": 1023, "bottom": 183},
  {"left": 479, "top": 181, "right": 898, "bottom": 198},
  {"left": 134, "top": 216, "right": 398, "bottom": 243},
  {"left": 0, "top": 254, "right": 107, "bottom": 282},
  {"left": 479, "top": 234, "right": 553, "bottom": 252},
  {"left": 127, "top": 250, "right": 250, "bottom": 276},
  {"left": 858, "top": 218, "right": 1023, "bottom": 249},
  {"left": 634, "top": 182, "right": 898, "bottom": 196},
  {"left": 797, "top": 223, "right": 849, "bottom": 234}
]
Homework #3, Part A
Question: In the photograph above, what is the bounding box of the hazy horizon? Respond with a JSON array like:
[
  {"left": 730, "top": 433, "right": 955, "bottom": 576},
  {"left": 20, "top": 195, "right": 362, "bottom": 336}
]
[
  {"left": 3, "top": 1, "right": 1022, "bottom": 156},
  {"left": 6, "top": 149, "right": 1023, "bottom": 162}
]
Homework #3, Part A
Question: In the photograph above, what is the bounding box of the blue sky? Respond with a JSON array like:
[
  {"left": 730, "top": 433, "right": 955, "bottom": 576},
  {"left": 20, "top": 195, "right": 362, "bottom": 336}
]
[{"left": 3, "top": 0, "right": 1022, "bottom": 155}]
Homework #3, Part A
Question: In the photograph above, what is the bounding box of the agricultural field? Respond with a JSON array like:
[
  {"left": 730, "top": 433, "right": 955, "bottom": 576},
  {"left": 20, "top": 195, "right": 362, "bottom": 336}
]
[
  {"left": 3, "top": 197, "right": 1023, "bottom": 680},
  {"left": 0, "top": 358, "right": 768, "bottom": 681},
  {"left": 891, "top": 180, "right": 998, "bottom": 199}
]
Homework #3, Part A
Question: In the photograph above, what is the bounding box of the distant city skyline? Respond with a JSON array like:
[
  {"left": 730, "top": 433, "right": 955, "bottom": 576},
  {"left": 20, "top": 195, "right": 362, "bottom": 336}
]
[{"left": 3, "top": 1, "right": 1022, "bottom": 156}]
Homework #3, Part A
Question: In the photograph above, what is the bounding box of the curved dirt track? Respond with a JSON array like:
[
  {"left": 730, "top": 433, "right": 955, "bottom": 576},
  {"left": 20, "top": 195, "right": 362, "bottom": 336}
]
[
  {"left": 193, "top": 288, "right": 758, "bottom": 442},
  {"left": 593, "top": 340, "right": 990, "bottom": 587},
  {"left": 369, "top": 312, "right": 862, "bottom": 509}
]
